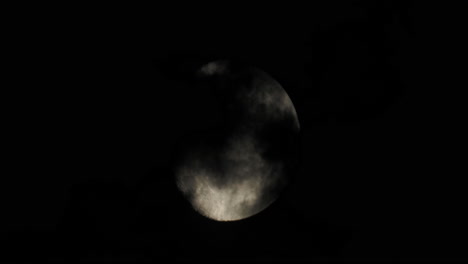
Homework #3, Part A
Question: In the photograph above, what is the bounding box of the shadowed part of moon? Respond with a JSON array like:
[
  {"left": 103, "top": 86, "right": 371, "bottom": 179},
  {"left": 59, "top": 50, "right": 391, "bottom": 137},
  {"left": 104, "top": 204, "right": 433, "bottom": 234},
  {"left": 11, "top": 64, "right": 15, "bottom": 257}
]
[{"left": 175, "top": 61, "right": 300, "bottom": 222}]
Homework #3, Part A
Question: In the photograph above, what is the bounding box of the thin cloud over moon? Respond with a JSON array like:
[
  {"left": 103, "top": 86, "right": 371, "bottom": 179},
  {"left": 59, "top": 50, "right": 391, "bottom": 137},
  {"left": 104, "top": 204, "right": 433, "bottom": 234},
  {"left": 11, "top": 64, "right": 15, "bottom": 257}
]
[
  {"left": 176, "top": 133, "right": 283, "bottom": 221},
  {"left": 175, "top": 61, "right": 300, "bottom": 222}
]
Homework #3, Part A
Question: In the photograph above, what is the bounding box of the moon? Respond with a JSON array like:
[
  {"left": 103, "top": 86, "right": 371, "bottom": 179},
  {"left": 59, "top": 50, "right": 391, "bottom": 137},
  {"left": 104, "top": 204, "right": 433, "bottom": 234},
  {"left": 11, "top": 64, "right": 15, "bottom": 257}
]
[{"left": 175, "top": 61, "right": 300, "bottom": 221}]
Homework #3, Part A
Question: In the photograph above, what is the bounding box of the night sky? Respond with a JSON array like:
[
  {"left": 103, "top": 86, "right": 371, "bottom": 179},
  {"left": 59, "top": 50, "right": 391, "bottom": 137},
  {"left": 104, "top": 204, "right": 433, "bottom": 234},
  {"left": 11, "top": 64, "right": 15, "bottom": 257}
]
[{"left": 3, "top": 1, "right": 466, "bottom": 263}]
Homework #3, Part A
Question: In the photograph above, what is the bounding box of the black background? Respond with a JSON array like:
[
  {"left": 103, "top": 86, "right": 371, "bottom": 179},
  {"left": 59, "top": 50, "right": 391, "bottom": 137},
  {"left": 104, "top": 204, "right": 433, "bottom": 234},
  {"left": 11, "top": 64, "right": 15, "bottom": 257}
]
[{"left": 2, "top": 1, "right": 467, "bottom": 263}]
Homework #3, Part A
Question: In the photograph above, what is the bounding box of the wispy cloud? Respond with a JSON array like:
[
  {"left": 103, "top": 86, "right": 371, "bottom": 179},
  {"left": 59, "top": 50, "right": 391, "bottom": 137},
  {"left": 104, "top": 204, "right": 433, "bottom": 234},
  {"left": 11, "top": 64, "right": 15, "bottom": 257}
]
[{"left": 198, "top": 61, "right": 229, "bottom": 76}]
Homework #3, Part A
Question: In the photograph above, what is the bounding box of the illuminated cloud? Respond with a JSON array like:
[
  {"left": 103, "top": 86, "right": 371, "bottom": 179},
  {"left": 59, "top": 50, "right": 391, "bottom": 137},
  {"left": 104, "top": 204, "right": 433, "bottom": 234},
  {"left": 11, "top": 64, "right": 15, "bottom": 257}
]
[
  {"left": 198, "top": 61, "right": 229, "bottom": 76},
  {"left": 176, "top": 133, "right": 283, "bottom": 221}
]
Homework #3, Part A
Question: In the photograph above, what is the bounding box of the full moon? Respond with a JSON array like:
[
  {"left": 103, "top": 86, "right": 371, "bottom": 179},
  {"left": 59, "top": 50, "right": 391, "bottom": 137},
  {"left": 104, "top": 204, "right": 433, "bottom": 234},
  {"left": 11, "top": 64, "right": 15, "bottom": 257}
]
[{"left": 175, "top": 61, "right": 300, "bottom": 221}]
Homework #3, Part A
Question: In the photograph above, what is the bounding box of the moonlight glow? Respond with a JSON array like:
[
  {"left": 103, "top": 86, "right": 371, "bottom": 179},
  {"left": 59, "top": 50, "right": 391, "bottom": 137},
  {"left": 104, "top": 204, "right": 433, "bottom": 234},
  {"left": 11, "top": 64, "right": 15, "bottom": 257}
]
[
  {"left": 175, "top": 61, "right": 299, "bottom": 222},
  {"left": 176, "top": 134, "right": 284, "bottom": 221}
]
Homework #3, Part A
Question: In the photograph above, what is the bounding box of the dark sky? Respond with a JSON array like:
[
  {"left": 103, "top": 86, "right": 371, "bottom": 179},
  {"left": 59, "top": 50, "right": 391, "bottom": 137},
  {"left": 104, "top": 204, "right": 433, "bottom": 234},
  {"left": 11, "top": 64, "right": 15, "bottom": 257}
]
[{"left": 3, "top": 1, "right": 467, "bottom": 263}]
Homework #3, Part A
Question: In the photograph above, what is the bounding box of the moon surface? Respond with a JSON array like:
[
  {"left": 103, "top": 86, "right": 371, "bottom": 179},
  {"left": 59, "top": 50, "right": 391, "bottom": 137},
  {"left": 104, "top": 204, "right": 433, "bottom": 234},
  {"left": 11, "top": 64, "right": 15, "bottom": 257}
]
[{"left": 175, "top": 61, "right": 300, "bottom": 221}]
